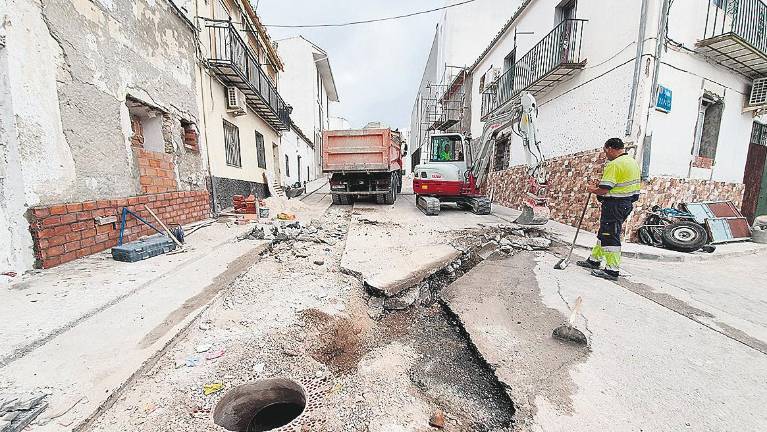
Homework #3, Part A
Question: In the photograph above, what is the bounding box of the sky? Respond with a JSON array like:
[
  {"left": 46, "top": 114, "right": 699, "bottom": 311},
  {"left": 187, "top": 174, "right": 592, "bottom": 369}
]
[{"left": 256, "top": 0, "right": 448, "bottom": 130}]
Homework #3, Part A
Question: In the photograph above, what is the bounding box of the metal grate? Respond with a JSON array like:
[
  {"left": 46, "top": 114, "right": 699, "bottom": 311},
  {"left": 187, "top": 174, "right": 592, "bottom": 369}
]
[
  {"left": 224, "top": 120, "right": 241, "bottom": 167},
  {"left": 751, "top": 121, "right": 767, "bottom": 146},
  {"left": 750, "top": 78, "right": 767, "bottom": 106}
]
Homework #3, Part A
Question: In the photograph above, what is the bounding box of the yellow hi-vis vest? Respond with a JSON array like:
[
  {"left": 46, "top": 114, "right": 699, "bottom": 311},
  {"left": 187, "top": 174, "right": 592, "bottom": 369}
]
[{"left": 599, "top": 154, "right": 641, "bottom": 199}]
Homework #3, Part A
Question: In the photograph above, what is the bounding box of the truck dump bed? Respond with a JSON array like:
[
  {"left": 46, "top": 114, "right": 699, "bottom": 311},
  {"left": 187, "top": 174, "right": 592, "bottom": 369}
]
[{"left": 323, "top": 129, "right": 402, "bottom": 173}]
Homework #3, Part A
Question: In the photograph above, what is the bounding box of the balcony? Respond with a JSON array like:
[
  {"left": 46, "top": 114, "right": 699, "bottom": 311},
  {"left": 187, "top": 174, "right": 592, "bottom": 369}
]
[
  {"left": 481, "top": 19, "right": 587, "bottom": 120},
  {"left": 696, "top": 0, "right": 767, "bottom": 78},
  {"left": 205, "top": 20, "right": 291, "bottom": 131}
]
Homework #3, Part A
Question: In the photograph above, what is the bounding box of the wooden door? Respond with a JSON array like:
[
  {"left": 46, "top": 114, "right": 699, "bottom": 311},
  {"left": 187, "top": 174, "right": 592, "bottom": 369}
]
[{"left": 742, "top": 142, "right": 767, "bottom": 222}]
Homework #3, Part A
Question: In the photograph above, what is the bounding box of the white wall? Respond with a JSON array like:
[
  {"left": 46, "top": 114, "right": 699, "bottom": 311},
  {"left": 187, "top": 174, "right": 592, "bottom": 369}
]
[
  {"left": 281, "top": 129, "right": 315, "bottom": 186},
  {"left": 470, "top": 0, "right": 642, "bottom": 167},
  {"left": 646, "top": 0, "right": 754, "bottom": 184},
  {"left": 329, "top": 116, "right": 351, "bottom": 130}
]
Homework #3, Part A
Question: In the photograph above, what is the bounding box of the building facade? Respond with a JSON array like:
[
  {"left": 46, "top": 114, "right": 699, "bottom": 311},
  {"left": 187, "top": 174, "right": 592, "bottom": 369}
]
[
  {"left": 468, "top": 0, "right": 767, "bottom": 233},
  {"left": 276, "top": 36, "right": 340, "bottom": 185},
  {"left": 1, "top": 0, "right": 210, "bottom": 271},
  {"left": 408, "top": 0, "right": 524, "bottom": 170},
  {"left": 196, "top": 0, "right": 291, "bottom": 210}
]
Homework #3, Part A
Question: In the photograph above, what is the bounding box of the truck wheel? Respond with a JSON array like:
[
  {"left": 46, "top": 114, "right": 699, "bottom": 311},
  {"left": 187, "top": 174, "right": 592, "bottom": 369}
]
[
  {"left": 384, "top": 175, "right": 396, "bottom": 204},
  {"left": 339, "top": 194, "right": 351, "bottom": 205},
  {"left": 661, "top": 221, "right": 708, "bottom": 253},
  {"left": 397, "top": 174, "right": 403, "bottom": 193},
  {"left": 375, "top": 193, "right": 386, "bottom": 204},
  {"left": 332, "top": 193, "right": 341, "bottom": 205}
]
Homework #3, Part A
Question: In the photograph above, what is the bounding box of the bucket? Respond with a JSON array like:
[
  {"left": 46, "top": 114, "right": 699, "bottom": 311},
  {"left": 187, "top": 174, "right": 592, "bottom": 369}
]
[
  {"left": 752, "top": 227, "right": 767, "bottom": 244},
  {"left": 259, "top": 207, "right": 270, "bottom": 218}
]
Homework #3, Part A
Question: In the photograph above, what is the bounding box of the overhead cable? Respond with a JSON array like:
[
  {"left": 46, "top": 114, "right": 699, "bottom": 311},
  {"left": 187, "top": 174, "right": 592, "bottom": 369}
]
[{"left": 264, "top": 0, "right": 479, "bottom": 28}]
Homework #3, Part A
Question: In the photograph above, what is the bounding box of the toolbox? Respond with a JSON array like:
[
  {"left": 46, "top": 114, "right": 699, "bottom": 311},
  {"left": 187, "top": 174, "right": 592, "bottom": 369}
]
[{"left": 111, "top": 235, "right": 176, "bottom": 263}]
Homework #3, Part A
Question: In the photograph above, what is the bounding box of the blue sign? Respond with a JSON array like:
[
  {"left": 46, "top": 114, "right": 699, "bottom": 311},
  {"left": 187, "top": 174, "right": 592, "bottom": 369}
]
[{"left": 656, "top": 85, "right": 672, "bottom": 113}]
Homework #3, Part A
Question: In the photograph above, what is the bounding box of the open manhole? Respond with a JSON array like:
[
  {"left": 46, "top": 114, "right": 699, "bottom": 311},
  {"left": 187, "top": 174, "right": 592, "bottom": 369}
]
[{"left": 214, "top": 378, "right": 306, "bottom": 432}]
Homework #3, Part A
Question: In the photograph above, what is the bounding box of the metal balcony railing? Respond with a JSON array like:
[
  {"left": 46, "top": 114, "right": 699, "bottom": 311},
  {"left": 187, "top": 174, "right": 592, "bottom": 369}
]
[
  {"left": 698, "top": 0, "right": 767, "bottom": 77},
  {"left": 704, "top": 0, "right": 767, "bottom": 55},
  {"left": 205, "top": 19, "right": 291, "bottom": 131},
  {"left": 481, "top": 19, "right": 587, "bottom": 119}
]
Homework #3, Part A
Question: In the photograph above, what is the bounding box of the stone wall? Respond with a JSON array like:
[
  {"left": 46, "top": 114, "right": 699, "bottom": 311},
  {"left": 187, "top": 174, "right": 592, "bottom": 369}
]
[
  {"left": 488, "top": 150, "right": 746, "bottom": 240},
  {"left": 28, "top": 190, "right": 210, "bottom": 269}
]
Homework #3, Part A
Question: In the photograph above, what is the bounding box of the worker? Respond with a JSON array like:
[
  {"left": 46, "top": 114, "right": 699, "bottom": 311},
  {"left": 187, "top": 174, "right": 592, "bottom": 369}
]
[
  {"left": 577, "top": 138, "right": 641, "bottom": 281},
  {"left": 439, "top": 143, "right": 452, "bottom": 161}
]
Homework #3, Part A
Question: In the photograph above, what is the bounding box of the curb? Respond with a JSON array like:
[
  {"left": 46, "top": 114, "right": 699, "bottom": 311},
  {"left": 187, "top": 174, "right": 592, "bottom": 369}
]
[{"left": 570, "top": 242, "right": 766, "bottom": 263}]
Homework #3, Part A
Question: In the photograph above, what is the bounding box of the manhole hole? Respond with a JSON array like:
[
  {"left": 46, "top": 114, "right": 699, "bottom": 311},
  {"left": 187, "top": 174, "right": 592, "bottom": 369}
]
[{"left": 213, "top": 377, "right": 328, "bottom": 432}]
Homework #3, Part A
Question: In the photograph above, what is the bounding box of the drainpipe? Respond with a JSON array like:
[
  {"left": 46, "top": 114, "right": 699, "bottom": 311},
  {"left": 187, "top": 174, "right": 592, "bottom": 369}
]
[{"left": 624, "top": 0, "right": 651, "bottom": 137}]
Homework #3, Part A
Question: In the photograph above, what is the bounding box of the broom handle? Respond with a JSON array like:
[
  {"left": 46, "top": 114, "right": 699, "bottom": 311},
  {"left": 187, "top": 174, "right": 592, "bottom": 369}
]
[
  {"left": 144, "top": 205, "right": 184, "bottom": 248},
  {"left": 567, "top": 193, "right": 592, "bottom": 259}
]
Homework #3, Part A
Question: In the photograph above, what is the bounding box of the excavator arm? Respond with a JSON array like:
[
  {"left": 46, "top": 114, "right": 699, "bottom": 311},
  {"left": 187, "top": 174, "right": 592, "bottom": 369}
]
[{"left": 468, "top": 92, "right": 550, "bottom": 225}]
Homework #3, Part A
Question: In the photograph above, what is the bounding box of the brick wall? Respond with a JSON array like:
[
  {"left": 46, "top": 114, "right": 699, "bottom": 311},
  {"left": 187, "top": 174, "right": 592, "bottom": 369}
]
[
  {"left": 28, "top": 190, "right": 210, "bottom": 269},
  {"left": 488, "top": 149, "right": 745, "bottom": 239},
  {"left": 135, "top": 148, "right": 177, "bottom": 194}
]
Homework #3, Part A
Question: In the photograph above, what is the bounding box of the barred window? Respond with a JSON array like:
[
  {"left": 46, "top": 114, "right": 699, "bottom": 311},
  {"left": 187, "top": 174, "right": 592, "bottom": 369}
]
[
  {"left": 224, "top": 120, "right": 241, "bottom": 167},
  {"left": 255, "top": 131, "right": 266, "bottom": 168}
]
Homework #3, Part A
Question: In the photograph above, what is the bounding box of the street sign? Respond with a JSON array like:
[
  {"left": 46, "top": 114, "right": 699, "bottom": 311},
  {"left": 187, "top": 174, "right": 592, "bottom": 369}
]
[{"left": 656, "top": 85, "right": 672, "bottom": 113}]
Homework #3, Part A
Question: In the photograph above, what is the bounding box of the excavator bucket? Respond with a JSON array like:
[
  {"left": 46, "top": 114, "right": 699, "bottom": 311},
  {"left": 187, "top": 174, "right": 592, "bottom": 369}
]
[{"left": 515, "top": 202, "right": 550, "bottom": 225}]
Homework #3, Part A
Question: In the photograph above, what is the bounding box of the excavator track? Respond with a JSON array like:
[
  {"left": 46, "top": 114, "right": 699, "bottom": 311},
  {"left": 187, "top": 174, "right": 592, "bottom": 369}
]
[
  {"left": 468, "top": 197, "right": 492, "bottom": 215},
  {"left": 417, "top": 195, "right": 441, "bottom": 216}
]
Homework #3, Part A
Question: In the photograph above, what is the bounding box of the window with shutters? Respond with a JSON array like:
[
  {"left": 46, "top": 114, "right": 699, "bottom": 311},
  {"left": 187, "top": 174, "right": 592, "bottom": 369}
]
[
  {"left": 255, "top": 131, "right": 266, "bottom": 168},
  {"left": 223, "top": 120, "right": 241, "bottom": 167}
]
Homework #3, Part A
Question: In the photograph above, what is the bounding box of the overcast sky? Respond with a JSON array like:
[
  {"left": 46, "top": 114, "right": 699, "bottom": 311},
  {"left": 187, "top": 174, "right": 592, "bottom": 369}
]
[{"left": 256, "top": 0, "right": 446, "bottom": 130}]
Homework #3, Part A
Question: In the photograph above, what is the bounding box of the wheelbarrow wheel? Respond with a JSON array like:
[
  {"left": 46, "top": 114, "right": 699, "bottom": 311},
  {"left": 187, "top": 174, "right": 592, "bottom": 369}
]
[{"left": 661, "top": 221, "right": 708, "bottom": 253}]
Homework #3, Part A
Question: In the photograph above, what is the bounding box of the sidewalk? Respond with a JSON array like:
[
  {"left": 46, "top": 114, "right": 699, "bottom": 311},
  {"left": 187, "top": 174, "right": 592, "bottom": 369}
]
[
  {"left": 0, "top": 221, "right": 268, "bottom": 430},
  {"left": 490, "top": 205, "right": 767, "bottom": 262}
]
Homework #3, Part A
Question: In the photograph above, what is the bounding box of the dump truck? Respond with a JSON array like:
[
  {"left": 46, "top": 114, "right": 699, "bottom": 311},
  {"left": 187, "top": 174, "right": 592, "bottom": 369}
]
[{"left": 323, "top": 128, "right": 405, "bottom": 205}]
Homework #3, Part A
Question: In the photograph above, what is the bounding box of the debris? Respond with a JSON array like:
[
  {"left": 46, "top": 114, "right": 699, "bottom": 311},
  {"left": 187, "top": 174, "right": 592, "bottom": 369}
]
[
  {"left": 429, "top": 410, "right": 446, "bottom": 428},
  {"left": 195, "top": 343, "right": 212, "bottom": 353},
  {"left": 367, "top": 296, "right": 384, "bottom": 320},
  {"left": 253, "top": 363, "right": 265, "bottom": 374},
  {"left": 190, "top": 406, "right": 210, "bottom": 419},
  {"left": 0, "top": 393, "right": 48, "bottom": 432},
  {"left": 143, "top": 402, "right": 157, "bottom": 414},
  {"left": 277, "top": 212, "right": 296, "bottom": 221},
  {"left": 1, "top": 272, "right": 16, "bottom": 278},
  {"left": 205, "top": 349, "right": 225, "bottom": 360},
  {"left": 313, "top": 259, "right": 325, "bottom": 266},
  {"left": 202, "top": 383, "right": 223, "bottom": 396},
  {"left": 199, "top": 321, "right": 212, "bottom": 331},
  {"left": 185, "top": 356, "right": 201, "bottom": 367},
  {"left": 384, "top": 285, "right": 419, "bottom": 311}
]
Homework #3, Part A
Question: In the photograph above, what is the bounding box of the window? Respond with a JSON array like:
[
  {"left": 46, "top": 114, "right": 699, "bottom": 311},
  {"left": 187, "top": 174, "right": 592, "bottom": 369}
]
[
  {"left": 285, "top": 154, "right": 290, "bottom": 177},
  {"left": 692, "top": 93, "right": 724, "bottom": 168},
  {"left": 182, "top": 120, "right": 198, "bottom": 153},
  {"left": 255, "top": 131, "right": 266, "bottom": 168},
  {"left": 127, "top": 97, "right": 165, "bottom": 152},
  {"left": 429, "top": 135, "right": 465, "bottom": 162},
  {"left": 224, "top": 120, "right": 241, "bottom": 167}
]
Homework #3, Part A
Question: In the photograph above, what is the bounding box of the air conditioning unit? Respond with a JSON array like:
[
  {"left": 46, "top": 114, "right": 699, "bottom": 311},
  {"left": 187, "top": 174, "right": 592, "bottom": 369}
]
[
  {"left": 749, "top": 78, "right": 767, "bottom": 107},
  {"left": 226, "top": 87, "right": 246, "bottom": 116}
]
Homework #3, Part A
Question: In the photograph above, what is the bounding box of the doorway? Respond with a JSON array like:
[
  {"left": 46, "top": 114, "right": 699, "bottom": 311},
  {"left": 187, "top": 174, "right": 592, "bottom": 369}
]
[
  {"left": 742, "top": 122, "right": 767, "bottom": 222},
  {"left": 272, "top": 142, "right": 281, "bottom": 181}
]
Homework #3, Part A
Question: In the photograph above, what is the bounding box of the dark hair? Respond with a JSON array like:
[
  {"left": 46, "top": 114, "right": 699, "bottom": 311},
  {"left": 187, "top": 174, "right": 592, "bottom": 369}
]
[{"left": 604, "top": 138, "right": 625, "bottom": 150}]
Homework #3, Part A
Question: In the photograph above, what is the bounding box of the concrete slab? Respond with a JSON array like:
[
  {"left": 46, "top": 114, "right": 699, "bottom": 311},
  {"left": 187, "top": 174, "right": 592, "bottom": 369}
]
[
  {"left": 442, "top": 251, "right": 767, "bottom": 431},
  {"left": 0, "top": 222, "right": 269, "bottom": 430},
  {"left": 340, "top": 193, "right": 506, "bottom": 295}
]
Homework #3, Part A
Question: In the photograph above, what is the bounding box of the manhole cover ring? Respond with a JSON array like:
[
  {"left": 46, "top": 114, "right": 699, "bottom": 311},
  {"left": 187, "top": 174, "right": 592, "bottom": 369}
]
[{"left": 213, "top": 377, "right": 329, "bottom": 432}]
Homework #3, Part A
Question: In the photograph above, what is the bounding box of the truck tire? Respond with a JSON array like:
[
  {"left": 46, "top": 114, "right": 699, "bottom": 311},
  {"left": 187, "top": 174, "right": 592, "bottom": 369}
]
[
  {"left": 661, "top": 221, "right": 708, "bottom": 253},
  {"left": 384, "top": 174, "right": 396, "bottom": 204},
  {"left": 397, "top": 174, "right": 403, "bottom": 193},
  {"left": 332, "top": 193, "right": 341, "bottom": 205},
  {"left": 339, "top": 194, "right": 351, "bottom": 205}
]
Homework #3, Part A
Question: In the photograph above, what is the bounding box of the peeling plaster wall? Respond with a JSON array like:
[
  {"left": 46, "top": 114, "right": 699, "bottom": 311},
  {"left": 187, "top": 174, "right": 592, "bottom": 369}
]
[{"left": 1, "top": 0, "right": 202, "bottom": 271}]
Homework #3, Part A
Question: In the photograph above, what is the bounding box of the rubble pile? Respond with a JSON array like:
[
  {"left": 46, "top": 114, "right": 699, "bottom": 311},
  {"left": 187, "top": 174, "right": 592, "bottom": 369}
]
[
  {"left": 243, "top": 217, "right": 347, "bottom": 247},
  {"left": 0, "top": 393, "right": 47, "bottom": 432}
]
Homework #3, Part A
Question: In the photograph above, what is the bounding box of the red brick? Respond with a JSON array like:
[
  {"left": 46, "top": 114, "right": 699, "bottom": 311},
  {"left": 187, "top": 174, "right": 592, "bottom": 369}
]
[
  {"left": 66, "top": 203, "right": 83, "bottom": 212},
  {"left": 31, "top": 207, "right": 50, "bottom": 218},
  {"left": 95, "top": 234, "right": 109, "bottom": 244},
  {"left": 127, "top": 197, "right": 140, "bottom": 205},
  {"left": 115, "top": 199, "right": 128, "bottom": 207},
  {"left": 60, "top": 213, "right": 77, "bottom": 225},
  {"left": 42, "top": 216, "right": 61, "bottom": 227},
  {"left": 44, "top": 245, "right": 65, "bottom": 257},
  {"left": 37, "top": 228, "right": 55, "bottom": 239},
  {"left": 53, "top": 225, "right": 70, "bottom": 235},
  {"left": 96, "top": 224, "right": 114, "bottom": 235},
  {"left": 65, "top": 232, "right": 81, "bottom": 242},
  {"left": 82, "top": 201, "right": 98, "bottom": 211},
  {"left": 140, "top": 176, "right": 152, "bottom": 186},
  {"left": 137, "top": 157, "right": 150, "bottom": 167},
  {"left": 97, "top": 200, "right": 111, "bottom": 209},
  {"left": 42, "top": 257, "right": 62, "bottom": 269},
  {"left": 148, "top": 159, "right": 161, "bottom": 168},
  {"left": 77, "top": 211, "right": 93, "bottom": 221},
  {"left": 81, "top": 228, "right": 97, "bottom": 239},
  {"left": 64, "top": 240, "right": 81, "bottom": 252},
  {"left": 49, "top": 204, "right": 68, "bottom": 215},
  {"left": 81, "top": 237, "right": 96, "bottom": 247}
]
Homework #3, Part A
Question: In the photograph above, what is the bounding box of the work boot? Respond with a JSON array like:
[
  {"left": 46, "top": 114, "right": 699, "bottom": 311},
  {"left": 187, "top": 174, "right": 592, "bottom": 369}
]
[
  {"left": 591, "top": 269, "right": 619, "bottom": 281},
  {"left": 576, "top": 259, "right": 601, "bottom": 270}
]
